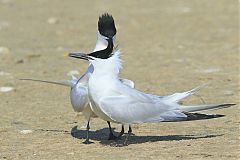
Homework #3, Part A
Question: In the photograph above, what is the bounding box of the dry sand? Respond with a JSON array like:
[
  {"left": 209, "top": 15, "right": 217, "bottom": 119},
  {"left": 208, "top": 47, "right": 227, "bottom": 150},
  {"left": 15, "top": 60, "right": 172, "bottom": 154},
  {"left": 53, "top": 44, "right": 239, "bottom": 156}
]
[{"left": 0, "top": 0, "right": 239, "bottom": 159}]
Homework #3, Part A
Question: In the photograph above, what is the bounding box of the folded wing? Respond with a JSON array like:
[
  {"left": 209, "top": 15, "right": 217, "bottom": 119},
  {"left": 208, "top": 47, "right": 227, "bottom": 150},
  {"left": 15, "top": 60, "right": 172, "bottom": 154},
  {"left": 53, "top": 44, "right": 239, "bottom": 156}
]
[{"left": 99, "top": 95, "right": 186, "bottom": 124}]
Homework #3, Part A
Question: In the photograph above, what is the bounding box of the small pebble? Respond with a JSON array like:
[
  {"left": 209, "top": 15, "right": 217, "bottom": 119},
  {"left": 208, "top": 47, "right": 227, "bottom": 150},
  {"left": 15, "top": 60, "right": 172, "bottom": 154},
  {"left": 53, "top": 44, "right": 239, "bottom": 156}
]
[
  {"left": 56, "top": 46, "right": 64, "bottom": 51},
  {"left": 20, "top": 130, "right": 33, "bottom": 134},
  {"left": 0, "top": 47, "right": 10, "bottom": 54},
  {"left": 0, "top": 86, "right": 14, "bottom": 92},
  {"left": 223, "top": 90, "right": 234, "bottom": 96},
  {"left": 0, "top": 21, "right": 9, "bottom": 30},
  {"left": 202, "top": 68, "right": 220, "bottom": 73},
  {"left": 67, "top": 70, "right": 79, "bottom": 76},
  {"left": 197, "top": 68, "right": 221, "bottom": 73},
  {"left": 16, "top": 59, "right": 24, "bottom": 64},
  {"left": 175, "top": 58, "right": 189, "bottom": 63},
  {"left": 67, "top": 152, "right": 74, "bottom": 155},
  {"left": 0, "top": 0, "right": 12, "bottom": 4},
  {"left": 182, "top": 7, "right": 191, "bottom": 13},
  {"left": 177, "top": 45, "right": 184, "bottom": 49},
  {"left": 47, "top": 17, "right": 58, "bottom": 24},
  {"left": 27, "top": 54, "right": 41, "bottom": 60},
  {"left": 0, "top": 71, "right": 11, "bottom": 76}
]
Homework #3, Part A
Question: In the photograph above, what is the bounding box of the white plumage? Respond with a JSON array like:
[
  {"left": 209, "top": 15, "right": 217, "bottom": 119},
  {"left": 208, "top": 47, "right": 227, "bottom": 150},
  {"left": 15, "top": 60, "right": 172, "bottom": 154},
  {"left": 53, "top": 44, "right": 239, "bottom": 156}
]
[{"left": 86, "top": 49, "right": 234, "bottom": 125}]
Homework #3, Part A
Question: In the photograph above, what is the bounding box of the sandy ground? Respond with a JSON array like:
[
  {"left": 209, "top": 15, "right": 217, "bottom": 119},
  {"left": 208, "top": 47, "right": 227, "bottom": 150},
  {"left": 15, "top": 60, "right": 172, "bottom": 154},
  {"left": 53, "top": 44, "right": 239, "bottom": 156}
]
[{"left": 0, "top": 0, "right": 239, "bottom": 159}]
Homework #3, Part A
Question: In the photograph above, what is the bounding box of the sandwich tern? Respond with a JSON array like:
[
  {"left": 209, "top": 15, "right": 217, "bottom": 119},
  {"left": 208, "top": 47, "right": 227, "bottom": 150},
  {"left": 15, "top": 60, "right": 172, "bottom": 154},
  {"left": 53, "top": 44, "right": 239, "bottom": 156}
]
[
  {"left": 21, "top": 13, "right": 134, "bottom": 143},
  {"left": 69, "top": 38, "right": 235, "bottom": 145},
  {"left": 20, "top": 75, "right": 133, "bottom": 143}
]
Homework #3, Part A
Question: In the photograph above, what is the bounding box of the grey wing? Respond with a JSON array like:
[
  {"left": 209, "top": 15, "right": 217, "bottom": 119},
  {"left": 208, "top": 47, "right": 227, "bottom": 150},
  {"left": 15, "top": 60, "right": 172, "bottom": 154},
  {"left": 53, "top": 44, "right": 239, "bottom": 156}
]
[
  {"left": 76, "top": 64, "right": 94, "bottom": 85},
  {"left": 113, "top": 80, "right": 156, "bottom": 103},
  {"left": 160, "top": 84, "right": 207, "bottom": 103},
  {"left": 70, "top": 82, "right": 89, "bottom": 112},
  {"left": 98, "top": 95, "right": 186, "bottom": 124}
]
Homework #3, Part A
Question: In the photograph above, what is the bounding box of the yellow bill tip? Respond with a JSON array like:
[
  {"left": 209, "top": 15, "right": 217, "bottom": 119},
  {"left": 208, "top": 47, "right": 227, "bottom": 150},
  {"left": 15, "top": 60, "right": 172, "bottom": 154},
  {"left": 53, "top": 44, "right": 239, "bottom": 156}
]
[{"left": 63, "top": 52, "right": 69, "bottom": 57}]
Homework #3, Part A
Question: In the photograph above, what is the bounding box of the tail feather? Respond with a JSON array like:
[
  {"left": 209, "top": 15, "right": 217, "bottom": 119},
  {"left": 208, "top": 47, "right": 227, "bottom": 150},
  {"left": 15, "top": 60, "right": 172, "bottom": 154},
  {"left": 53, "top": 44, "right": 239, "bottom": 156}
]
[
  {"left": 163, "top": 84, "right": 208, "bottom": 103},
  {"left": 19, "top": 78, "right": 77, "bottom": 87},
  {"left": 163, "top": 112, "right": 225, "bottom": 122},
  {"left": 180, "top": 103, "right": 236, "bottom": 112}
]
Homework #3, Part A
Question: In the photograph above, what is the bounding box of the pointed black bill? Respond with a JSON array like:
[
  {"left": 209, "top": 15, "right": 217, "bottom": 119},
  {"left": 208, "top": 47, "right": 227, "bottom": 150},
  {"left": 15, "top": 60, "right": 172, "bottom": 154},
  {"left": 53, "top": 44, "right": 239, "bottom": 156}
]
[
  {"left": 68, "top": 52, "right": 93, "bottom": 61},
  {"left": 69, "top": 38, "right": 114, "bottom": 61}
]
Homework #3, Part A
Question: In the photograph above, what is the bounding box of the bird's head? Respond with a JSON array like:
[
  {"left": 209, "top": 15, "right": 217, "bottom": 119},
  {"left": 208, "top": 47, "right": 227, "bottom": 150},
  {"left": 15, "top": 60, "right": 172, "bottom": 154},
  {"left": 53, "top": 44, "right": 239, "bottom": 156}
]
[
  {"left": 69, "top": 38, "right": 122, "bottom": 75},
  {"left": 69, "top": 38, "right": 113, "bottom": 61}
]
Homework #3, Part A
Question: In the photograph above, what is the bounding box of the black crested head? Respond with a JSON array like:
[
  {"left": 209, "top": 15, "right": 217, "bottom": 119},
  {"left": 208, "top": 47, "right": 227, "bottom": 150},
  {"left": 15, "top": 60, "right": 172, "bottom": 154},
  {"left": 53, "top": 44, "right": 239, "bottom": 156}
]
[
  {"left": 89, "top": 38, "right": 114, "bottom": 59},
  {"left": 98, "top": 13, "right": 116, "bottom": 38}
]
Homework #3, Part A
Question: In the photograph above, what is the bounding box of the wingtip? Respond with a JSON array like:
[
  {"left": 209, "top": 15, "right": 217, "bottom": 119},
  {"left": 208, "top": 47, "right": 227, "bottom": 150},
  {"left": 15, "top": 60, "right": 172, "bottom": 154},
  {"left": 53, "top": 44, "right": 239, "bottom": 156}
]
[
  {"left": 226, "top": 103, "right": 236, "bottom": 106},
  {"left": 218, "top": 103, "right": 236, "bottom": 108},
  {"left": 183, "top": 112, "right": 226, "bottom": 121},
  {"left": 211, "top": 114, "right": 225, "bottom": 118}
]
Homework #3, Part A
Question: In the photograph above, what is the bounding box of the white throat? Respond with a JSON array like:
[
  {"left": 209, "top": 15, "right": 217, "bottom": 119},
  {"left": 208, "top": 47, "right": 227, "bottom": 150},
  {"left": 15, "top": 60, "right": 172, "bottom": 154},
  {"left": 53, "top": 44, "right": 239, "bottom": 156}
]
[
  {"left": 90, "top": 50, "right": 122, "bottom": 80},
  {"left": 93, "top": 31, "right": 116, "bottom": 52}
]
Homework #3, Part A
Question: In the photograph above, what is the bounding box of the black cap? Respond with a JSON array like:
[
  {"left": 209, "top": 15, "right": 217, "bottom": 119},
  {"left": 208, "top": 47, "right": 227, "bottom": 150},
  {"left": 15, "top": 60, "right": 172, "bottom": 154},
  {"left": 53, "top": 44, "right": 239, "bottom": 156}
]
[{"left": 98, "top": 13, "right": 117, "bottom": 38}]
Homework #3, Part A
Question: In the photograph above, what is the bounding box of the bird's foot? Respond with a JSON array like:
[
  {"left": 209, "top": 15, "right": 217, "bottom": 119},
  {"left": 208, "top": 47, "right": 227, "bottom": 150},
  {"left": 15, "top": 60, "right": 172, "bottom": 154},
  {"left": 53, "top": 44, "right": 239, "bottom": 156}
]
[
  {"left": 82, "top": 139, "right": 93, "bottom": 144},
  {"left": 129, "top": 132, "right": 135, "bottom": 136}
]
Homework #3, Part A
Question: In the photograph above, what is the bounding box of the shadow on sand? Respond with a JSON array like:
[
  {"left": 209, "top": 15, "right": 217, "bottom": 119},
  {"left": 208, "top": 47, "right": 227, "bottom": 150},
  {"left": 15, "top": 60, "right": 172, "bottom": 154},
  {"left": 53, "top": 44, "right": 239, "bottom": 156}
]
[
  {"left": 69, "top": 126, "right": 223, "bottom": 146},
  {"left": 35, "top": 126, "right": 223, "bottom": 146}
]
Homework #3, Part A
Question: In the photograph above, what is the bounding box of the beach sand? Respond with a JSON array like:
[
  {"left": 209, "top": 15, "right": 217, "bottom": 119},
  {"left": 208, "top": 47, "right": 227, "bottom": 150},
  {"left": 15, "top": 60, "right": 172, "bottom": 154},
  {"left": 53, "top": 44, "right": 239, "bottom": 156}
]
[{"left": 0, "top": 0, "right": 239, "bottom": 159}]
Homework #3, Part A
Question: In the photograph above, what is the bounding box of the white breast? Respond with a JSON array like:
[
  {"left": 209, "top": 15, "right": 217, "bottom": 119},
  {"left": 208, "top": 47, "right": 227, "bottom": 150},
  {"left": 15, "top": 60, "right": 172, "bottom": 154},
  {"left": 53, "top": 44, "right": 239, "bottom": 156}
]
[{"left": 88, "top": 75, "right": 117, "bottom": 122}]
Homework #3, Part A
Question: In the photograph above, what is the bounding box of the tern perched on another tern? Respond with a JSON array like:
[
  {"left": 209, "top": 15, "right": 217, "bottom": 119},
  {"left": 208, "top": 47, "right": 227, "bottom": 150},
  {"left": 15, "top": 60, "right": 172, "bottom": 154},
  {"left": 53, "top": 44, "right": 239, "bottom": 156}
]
[
  {"left": 21, "top": 13, "right": 134, "bottom": 143},
  {"left": 69, "top": 37, "right": 235, "bottom": 145}
]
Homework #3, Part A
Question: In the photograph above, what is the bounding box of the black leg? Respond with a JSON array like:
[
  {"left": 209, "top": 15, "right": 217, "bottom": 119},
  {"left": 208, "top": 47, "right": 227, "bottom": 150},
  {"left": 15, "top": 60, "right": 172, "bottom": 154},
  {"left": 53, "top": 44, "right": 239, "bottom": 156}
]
[
  {"left": 128, "top": 125, "right": 135, "bottom": 135},
  {"left": 83, "top": 120, "right": 93, "bottom": 144},
  {"left": 113, "top": 125, "right": 131, "bottom": 147},
  {"left": 107, "top": 121, "right": 118, "bottom": 140},
  {"left": 129, "top": 125, "right": 132, "bottom": 133},
  {"left": 117, "top": 125, "right": 124, "bottom": 138},
  {"left": 123, "top": 126, "right": 132, "bottom": 146}
]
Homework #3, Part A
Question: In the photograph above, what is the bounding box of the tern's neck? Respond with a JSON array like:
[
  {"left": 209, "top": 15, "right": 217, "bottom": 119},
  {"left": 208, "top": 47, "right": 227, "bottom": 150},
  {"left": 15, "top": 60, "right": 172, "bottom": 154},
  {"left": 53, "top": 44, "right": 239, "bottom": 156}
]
[
  {"left": 93, "top": 31, "right": 116, "bottom": 52},
  {"left": 91, "top": 50, "right": 122, "bottom": 80}
]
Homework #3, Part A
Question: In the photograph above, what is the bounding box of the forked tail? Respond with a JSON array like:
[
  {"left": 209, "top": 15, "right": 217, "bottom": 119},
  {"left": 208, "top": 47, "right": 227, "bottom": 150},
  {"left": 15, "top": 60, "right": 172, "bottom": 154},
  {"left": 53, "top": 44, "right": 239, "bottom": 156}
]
[
  {"left": 163, "top": 112, "right": 225, "bottom": 122},
  {"left": 19, "top": 75, "right": 79, "bottom": 87},
  {"left": 180, "top": 103, "right": 236, "bottom": 112}
]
